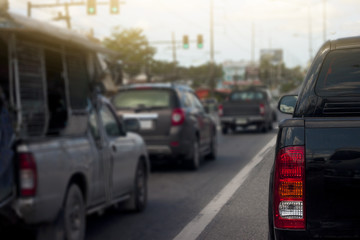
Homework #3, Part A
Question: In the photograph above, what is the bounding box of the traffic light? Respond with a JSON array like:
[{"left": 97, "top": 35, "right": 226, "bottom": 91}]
[
  {"left": 110, "top": 0, "right": 119, "bottom": 14},
  {"left": 183, "top": 35, "right": 189, "bottom": 49},
  {"left": 87, "top": 0, "right": 96, "bottom": 15},
  {"left": 197, "top": 34, "right": 203, "bottom": 49}
]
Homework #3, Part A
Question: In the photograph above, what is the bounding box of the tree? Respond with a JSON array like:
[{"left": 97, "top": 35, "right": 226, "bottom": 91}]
[
  {"left": 178, "top": 63, "right": 223, "bottom": 89},
  {"left": 103, "top": 27, "right": 156, "bottom": 79}
]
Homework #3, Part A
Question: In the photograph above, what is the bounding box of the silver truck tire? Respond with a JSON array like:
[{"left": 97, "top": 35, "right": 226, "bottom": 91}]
[
  {"left": 125, "top": 160, "right": 147, "bottom": 212},
  {"left": 37, "top": 184, "right": 85, "bottom": 240}
]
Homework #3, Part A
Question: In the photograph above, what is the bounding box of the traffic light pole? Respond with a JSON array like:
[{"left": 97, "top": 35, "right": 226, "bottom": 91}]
[
  {"left": 209, "top": 0, "right": 215, "bottom": 96},
  {"left": 171, "top": 32, "right": 177, "bottom": 67},
  {"left": 27, "top": 1, "right": 125, "bottom": 29}
]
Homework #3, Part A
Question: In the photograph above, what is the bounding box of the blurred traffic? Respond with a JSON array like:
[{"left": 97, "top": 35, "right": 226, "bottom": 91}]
[{"left": 1, "top": 0, "right": 360, "bottom": 240}]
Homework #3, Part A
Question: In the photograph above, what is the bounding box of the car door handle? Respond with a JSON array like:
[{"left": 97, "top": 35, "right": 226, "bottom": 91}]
[{"left": 112, "top": 145, "right": 117, "bottom": 152}]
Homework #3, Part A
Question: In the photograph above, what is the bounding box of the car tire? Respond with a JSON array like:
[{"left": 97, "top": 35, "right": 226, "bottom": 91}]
[
  {"left": 258, "top": 123, "right": 267, "bottom": 133},
  {"left": 206, "top": 134, "right": 217, "bottom": 161},
  {"left": 222, "top": 127, "right": 228, "bottom": 135},
  {"left": 125, "top": 160, "right": 147, "bottom": 212},
  {"left": 37, "top": 184, "right": 86, "bottom": 240},
  {"left": 187, "top": 140, "right": 201, "bottom": 170}
]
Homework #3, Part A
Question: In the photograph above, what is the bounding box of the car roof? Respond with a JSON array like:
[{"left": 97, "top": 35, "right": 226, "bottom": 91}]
[
  {"left": 119, "top": 83, "right": 193, "bottom": 92},
  {"left": 330, "top": 36, "right": 360, "bottom": 50}
]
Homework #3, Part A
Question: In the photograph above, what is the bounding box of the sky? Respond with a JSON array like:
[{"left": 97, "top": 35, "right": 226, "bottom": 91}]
[{"left": 9, "top": 0, "right": 360, "bottom": 68}]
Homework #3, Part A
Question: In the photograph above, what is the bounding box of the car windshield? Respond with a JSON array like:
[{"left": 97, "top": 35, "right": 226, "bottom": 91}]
[
  {"left": 316, "top": 49, "right": 360, "bottom": 97},
  {"left": 112, "top": 89, "right": 172, "bottom": 109},
  {"left": 230, "top": 91, "right": 265, "bottom": 101}
]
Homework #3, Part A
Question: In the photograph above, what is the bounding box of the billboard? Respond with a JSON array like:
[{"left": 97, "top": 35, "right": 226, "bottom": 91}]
[{"left": 260, "top": 49, "right": 283, "bottom": 63}]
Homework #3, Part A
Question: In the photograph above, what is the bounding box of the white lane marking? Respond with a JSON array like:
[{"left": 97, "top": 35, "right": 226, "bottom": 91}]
[{"left": 173, "top": 135, "right": 277, "bottom": 240}]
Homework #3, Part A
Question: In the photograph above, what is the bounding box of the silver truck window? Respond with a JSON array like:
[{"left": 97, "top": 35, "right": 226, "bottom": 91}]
[
  {"left": 100, "top": 105, "right": 121, "bottom": 137},
  {"left": 88, "top": 109, "right": 100, "bottom": 140}
]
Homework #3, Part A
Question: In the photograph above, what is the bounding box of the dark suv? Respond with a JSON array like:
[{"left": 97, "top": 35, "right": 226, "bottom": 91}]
[{"left": 111, "top": 83, "right": 217, "bottom": 169}]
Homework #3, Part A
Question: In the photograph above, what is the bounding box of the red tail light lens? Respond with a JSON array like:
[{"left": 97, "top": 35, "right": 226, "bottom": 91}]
[
  {"left": 259, "top": 103, "right": 265, "bottom": 116},
  {"left": 171, "top": 108, "right": 185, "bottom": 126},
  {"left": 218, "top": 104, "right": 223, "bottom": 116},
  {"left": 19, "top": 153, "right": 37, "bottom": 197},
  {"left": 274, "top": 146, "right": 305, "bottom": 229}
]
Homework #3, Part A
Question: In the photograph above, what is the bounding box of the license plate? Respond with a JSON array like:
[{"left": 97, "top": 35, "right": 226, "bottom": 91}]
[
  {"left": 140, "top": 120, "right": 153, "bottom": 130},
  {"left": 236, "top": 118, "right": 247, "bottom": 124}
]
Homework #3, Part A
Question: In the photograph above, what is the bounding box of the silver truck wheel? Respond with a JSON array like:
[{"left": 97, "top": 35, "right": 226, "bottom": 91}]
[
  {"left": 124, "top": 160, "right": 147, "bottom": 212},
  {"left": 64, "top": 185, "right": 86, "bottom": 240},
  {"left": 37, "top": 185, "right": 85, "bottom": 240},
  {"left": 134, "top": 161, "right": 147, "bottom": 212}
]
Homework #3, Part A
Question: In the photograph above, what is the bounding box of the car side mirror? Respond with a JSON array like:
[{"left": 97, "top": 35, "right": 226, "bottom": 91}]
[
  {"left": 124, "top": 118, "right": 140, "bottom": 133},
  {"left": 278, "top": 95, "right": 298, "bottom": 114}
]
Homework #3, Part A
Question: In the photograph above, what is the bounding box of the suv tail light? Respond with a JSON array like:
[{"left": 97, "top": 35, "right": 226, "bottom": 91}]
[
  {"left": 259, "top": 103, "right": 265, "bottom": 116},
  {"left": 274, "top": 146, "right": 305, "bottom": 229},
  {"left": 218, "top": 104, "right": 223, "bottom": 116},
  {"left": 172, "top": 108, "right": 185, "bottom": 126},
  {"left": 19, "top": 152, "right": 37, "bottom": 197}
]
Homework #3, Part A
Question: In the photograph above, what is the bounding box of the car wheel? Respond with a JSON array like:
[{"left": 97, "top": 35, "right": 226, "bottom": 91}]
[
  {"left": 37, "top": 184, "right": 86, "bottom": 240},
  {"left": 187, "top": 140, "right": 200, "bottom": 170},
  {"left": 125, "top": 160, "right": 147, "bottom": 212},
  {"left": 258, "top": 123, "right": 267, "bottom": 133},
  {"left": 268, "top": 120, "right": 273, "bottom": 131},
  {"left": 206, "top": 134, "right": 217, "bottom": 161},
  {"left": 222, "top": 126, "right": 228, "bottom": 135}
]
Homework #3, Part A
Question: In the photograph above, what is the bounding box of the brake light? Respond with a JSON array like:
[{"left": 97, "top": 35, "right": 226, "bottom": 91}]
[
  {"left": 19, "top": 153, "right": 37, "bottom": 197},
  {"left": 218, "top": 104, "right": 223, "bottom": 116},
  {"left": 274, "top": 146, "right": 305, "bottom": 229},
  {"left": 259, "top": 103, "right": 265, "bottom": 116},
  {"left": 172, "top": 108, "right": 185, "bottom": 126}
]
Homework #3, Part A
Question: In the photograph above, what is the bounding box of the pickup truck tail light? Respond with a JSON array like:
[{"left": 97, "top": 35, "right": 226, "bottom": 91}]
[
  {"left": 19, "top": 152, "right": 37, "bottom": 197},
  {"left": 259, "top": 103, "right": 265, "bottom": 116},
  {"left": 274, "top": 146, "right": 305, "bottom": 229},
  {"left": 218, "top": 104, "right": 223, "bottom": 116},
  {"left": 172, "top": 108, "right": 185, "bottom": 126}
]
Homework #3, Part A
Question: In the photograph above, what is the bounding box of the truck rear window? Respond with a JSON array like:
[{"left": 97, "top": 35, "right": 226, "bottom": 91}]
[
  {"left": 316, "top": 49, "right": 360, "bottom": 96},
  {"left": 112, "top": 89, "right": 173, "bottom": 109},
  {"left": 230, "top": 91, "right": 265, "bottom": 101}
]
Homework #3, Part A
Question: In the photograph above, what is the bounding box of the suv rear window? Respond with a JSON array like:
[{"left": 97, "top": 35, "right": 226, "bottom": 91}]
[
  {"left": 316, "top": 49, "right": 360, "bottom": 96},
  {"left": 230, "top": 91, "right": 265, "bottom": 101},
  {"left": 113, "top": 89, "right": 173, "bottom": 109}
]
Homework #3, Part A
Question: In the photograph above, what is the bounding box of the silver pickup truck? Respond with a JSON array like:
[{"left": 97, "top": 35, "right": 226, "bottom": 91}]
[
  {"left": 0, "top": 13, "right": 149, "bottom": 240},
  {"left": 2, "top": 95, "right": 149, "bottom": 240}
]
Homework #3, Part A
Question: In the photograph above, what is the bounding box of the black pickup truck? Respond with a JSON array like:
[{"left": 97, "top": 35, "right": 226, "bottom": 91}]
[
  {"left": 219, "top": 88, "right": 276, "bottom": 134},
  {"left": 269, "top": 36, "right": 360, "bottom": 240}
]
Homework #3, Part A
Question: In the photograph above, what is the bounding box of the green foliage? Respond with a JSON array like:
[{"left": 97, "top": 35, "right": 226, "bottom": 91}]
[
  {"left": 178, "top": 63, "right": 223, "bottom": 88},
  {"left": 259, "top": 57, "right": 305, "bottom": 93},
  {"left": 103, "top": 27, "right": 156, "bottom": 78}
]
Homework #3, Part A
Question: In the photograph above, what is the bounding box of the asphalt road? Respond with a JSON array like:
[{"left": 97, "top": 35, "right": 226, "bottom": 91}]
[{"left": 86, "top": 126, "right": 278, "bottom": 240}]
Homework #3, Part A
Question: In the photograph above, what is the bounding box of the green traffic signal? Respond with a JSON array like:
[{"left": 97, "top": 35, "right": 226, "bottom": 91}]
[
  {"left": 87, "top": 0, "right": 96, "bottom": 15},
  {"left": 110, "top": 0, "right": 120, "bottom": 14},
  {"left": 183, "top": 35, "right": 189, "bottom": 49},
  {"left": 197, "top": 34, "right": 203, "bottom": 49}
]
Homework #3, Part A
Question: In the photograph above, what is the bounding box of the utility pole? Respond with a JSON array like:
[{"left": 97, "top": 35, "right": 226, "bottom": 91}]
[
  {"left": 323, "top": 0, "right": 326, "bottom": 42},
  {"left": 308, "top": 0, "right": 313, "bottom": 60},
  {"left": 210, "top": 0, "right": 215, "bottom": 94},
  {"left": 251, "top": 22, "right": 255, "bottom": 63},
  {"left": 171, "top": 32, "right": 177, "bottom": 80},
  {"left": 171, "top": 32, "right": 177, "bottom": 66}
]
